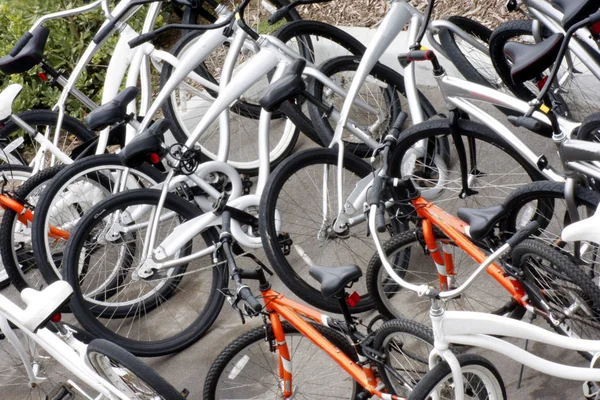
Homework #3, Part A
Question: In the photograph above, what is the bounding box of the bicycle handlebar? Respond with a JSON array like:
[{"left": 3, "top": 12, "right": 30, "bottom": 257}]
[
  {"left": 238, "top": 286, "right": 262, "bottom": 313},
  {"left": 267, "top": 0, "right": 332, "bottom": 25}
]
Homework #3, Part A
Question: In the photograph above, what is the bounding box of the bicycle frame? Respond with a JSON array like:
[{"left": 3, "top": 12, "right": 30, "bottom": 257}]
[
  {"left": 0, "top": 282, "right": 132, "bottom": 399},
  {"left": 258, "top": 286, "right": 403, "bottom": 400}
]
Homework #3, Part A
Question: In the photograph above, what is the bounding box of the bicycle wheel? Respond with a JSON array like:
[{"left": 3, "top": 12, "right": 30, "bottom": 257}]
[
  {"left": 86, "top": 339, "right": 182, "bottom": 399},
  {"left": 160, "top": 1, "right": 302, "bottom": 175},
  {"left": 512, "top": 239, "right": 600, "bottom": 360},
  {"left": 499, "top": 181, "right": 600, "bottom": 279},
  {"left": 31, "top": 154, "right": 164, "bottom": 289},
  {"left": 408, "top": 354, "right": 507, "bottom": 400},
  {"left": 0, "top": 109, "right": 94, "bottom": 167},
  {"left": 63, "top": 189, "right": 227, "bottom": 356},
  {"left": 366, "top": 228, "right": 525, "bottom": 326},
  {"left": 308, "top": 55, "right": 439, "bottom": 157},
  {"left": 0, "top": 165, "right": 65, "bottom": 292},
  {"left": 438, "top": 16, "right": 501, "bottom": 90},
  {"left": 203, "top": 321, "right": 359, "bottom": 399},
  {"left": 0, "top": 164, "right": 32, "bottom": 288},
  {"left": 489, "top": 19, "right": 597, "bottom": 121},
  {"left": 389, "top": 118, "right": 543, "bottom": 217},
  {"left": 372, "top": 318, "right": 435, "bottom": 398},
  {"left": 259, "top": 147, "right": 378, "bottom": 313}
]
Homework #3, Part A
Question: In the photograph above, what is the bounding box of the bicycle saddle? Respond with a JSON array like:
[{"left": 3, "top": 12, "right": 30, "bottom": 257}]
[
  {"left": 119, "top": 119, "right": 169, "bottom": 168},
  {"left": 0, "top": 26, "right": 49, "bottom": 75},
  {"left": 457, "top": 205, "right": 506, "bottom": 240},
  {"left": 19, "top": 281, "right": 73, "bottom": 332},
  {"left": 85, "top": 86, "right": 139, "bottom": 131},
  {"left": 309, "top": 264, "right": 362, "bottom": 298},
  {"left": 562, "top": 204, "right": 600, "bottom": 243},
  {"left": 552, "top": 0, "right": 600, "bottom": 30},
  {"left": 503, "top": 33, "right": 564, "bottom": 85},
  {"left": 259, "top": 58, "right": 306, "bottom": 112}
]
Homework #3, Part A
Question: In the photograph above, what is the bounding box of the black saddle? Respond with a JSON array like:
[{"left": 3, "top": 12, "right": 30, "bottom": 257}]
[
  {"left": 504, "top": 33, "right": 564, "bottom": 85},
  {"left": 0, "top": 26, "right": 49, "bottom": 75},
  {"left": 457, "top": 205, "right": 506, "bottom": 240},
  {"left": 119, "top": 119, "right": 169, "bottom": 168},
  {"left": 552, "top": 0, "right": 600, "bottom": 30},
  {"left": 309, "top": 264, "right": 362, "bottom": 299},
  {"left": 85, "top": 87, "right": 139, "bottom": 131},
  {"left": 260, "top": 58, "right": 306, "bottom": 112}
]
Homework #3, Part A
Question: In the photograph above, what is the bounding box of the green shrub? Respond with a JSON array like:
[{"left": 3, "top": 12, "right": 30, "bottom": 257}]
[{"left": 0, "top": 1, "right": 170, "bottom": 119}]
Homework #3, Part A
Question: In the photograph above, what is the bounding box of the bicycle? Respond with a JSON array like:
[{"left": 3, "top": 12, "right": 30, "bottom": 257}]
[
  {"left": 202, "top": 209, "right": 437, "bottom": 399},
  {"left": 0, "top": 279, "right": 184, "bottom": 398}
]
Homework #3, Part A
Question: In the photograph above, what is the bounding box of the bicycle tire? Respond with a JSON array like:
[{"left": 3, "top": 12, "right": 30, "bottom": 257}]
[
  {"left": 86, "top": 339, "right": 183, "bottom": 399},
  {"left": 31, "top": 154, "right": 164, "bottom": 288},
  {"left": 259, "top": 147, "right": 376, "bottom": 313},
  {"left": 512, "top": 239, "right": 600, "bottom": 360},
  {"left": 64, "top": 189, "right": 227, "bottom": 357},
  {"left": 366, "top": 228, "right": 526, "bottom": 326},
  {"left": 308, "top": 55, "right": 439, "bottom": 157},
  {"left": 0, "top": 164, "right": 32, "bottom": 288},
  {"left": 408, "top": 354, "right": 507, "bottom": 400},
  {"left": 388, "top": 118, "right": 544, "bottom": 217},
  {"left": 0, "top": 109, "right": 95, "bottom": 166},
  {"left": 203, "top": 321, "right": 359, "bottom": 399},
  {"left": 438, "top": 16, "right": 497, "bottom": 89},
  {"left": 0, "top": 165, "right": 65, "bottom": 292},
  {"left": 372, "top": 318, "right": 435, "bottom": 397}
]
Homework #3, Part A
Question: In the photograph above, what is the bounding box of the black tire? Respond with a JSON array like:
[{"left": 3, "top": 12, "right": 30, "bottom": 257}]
[
  {"left": 408, "top": 354, "right": 507, "bottom": 400},
  {"left": 499, "top": 181, "right": 600, "bottom": 277},
  {"left": 372, "top": 318, "right": 436, "bottom": 397},
  {"left": 366, "top": 229, "right": 526, "bottom": 326},
  {"left": 438, "top": 16, "right": 496, "bottom": 89},
  {"left": 86, "top": 339, "right": 183, "bottom": 399},
  {"left": 203, "top": 321, "right": 359, "bottom": 399},
  {"left": 512, "top": 239, "right": 600, "bottom": 360},
  {"left": 274, "top": 20, "right": 367, "bottom": 145},
  {"left": 0, "top": 109, "right": 95, "bottom": 166},
  {"left": 31, "top": 154, "right": 165, "bottom": 289},
  {"left": 389, "top": 118, "right": 544, "bottom": 217},
  {"left": 259, "top": 147, "right": 375, "bottom": 313},
  {"left": 64, "top": 189, "right": 227, "bottom": 356},
  {"left": 489, "top": 19, "right": 593, "bottom": 121},
  {"left": 308, "top": 56, "right": 439, "bottom": 157},
  {"left": 0, "top": 165, "right": 65, "bottom": 292},
  {"left": 160, "top": 3, "right": 302, "bottom": 176}
]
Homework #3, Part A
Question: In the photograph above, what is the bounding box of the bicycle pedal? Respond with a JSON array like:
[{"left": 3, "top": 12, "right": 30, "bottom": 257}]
[
  {"left": 180, "top": 388, "right": 190, "bottom": 398},
  {"left": 47, "top": 382, "right": 76, "bottom": 400}
]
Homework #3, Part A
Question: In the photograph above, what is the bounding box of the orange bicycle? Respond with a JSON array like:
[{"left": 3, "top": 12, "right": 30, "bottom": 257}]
[{"left": 203, "top": 209, "right": 436, "bottom": 400}]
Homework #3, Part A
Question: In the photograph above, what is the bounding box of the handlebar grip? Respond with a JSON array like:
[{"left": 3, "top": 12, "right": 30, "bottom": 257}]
[
  {"left": 239, "top": 286, "right": 262, "bottom": 313},
  {"left": 94, "top": 21, "right": 117, "bottom": 45},
  {"left": 375, "top": 203, "right": 386, "bottom": 233},
  {"left": 507, "top": 221, "right": 540, "bottom": 248},
  {"left": 507, "top": 115, "right": 543, "bottom": 132},
  {"left": 406, "top": 50, "right": 435, "bottom": 62},
  {"left": 268, "top": 6, "right": 290, "bottom": 25},
  {"left": 389, "top": 111, "right": 408, "bottom": 139},
  {"left": 9, "top": 32, "right": 33, "bottom": 57},
  {"left": 367, "top": 175, "right": 385, "bottom": 206},
  {"left": 128, "top": 32, "right": 156, "bottom": 48}
]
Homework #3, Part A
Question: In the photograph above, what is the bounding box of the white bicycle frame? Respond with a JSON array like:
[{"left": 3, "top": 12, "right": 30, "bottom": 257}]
[
  {"left": 0, "top": 280, "right": 135, "bottom": 399},
  {"left": 369, "top": 206, "right": 600, "bottom": 400}
]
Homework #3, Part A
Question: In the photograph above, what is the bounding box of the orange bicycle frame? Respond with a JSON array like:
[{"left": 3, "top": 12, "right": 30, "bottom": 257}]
[
  {"left": 412, "top": 196, "right": 528, "bottom": 306},
  {"left": 260, "top": 287, "right": 404, "bottom": 400}
]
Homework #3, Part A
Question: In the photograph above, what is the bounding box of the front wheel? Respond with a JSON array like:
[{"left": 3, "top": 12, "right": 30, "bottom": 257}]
[
  {"left": 203, "top": 322, "right": 359, "bottom": 399},
  {"left": 408, "top": 354, "right": 507, "bottom": 400},
  {"left": 87, "top": 339, "right": 183, "bottom": 399}
]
